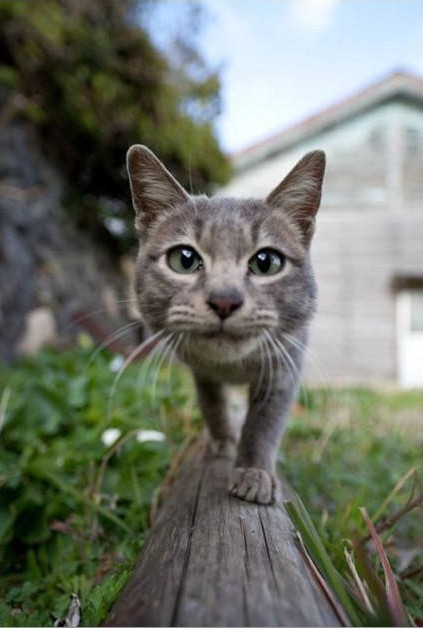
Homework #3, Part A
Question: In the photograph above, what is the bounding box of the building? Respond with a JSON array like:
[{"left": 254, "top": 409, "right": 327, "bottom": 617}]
[{"left": 221, "top": 71, "right": 423, "bottom": 387}]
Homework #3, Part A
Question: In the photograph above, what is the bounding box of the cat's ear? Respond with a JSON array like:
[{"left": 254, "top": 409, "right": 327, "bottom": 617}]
[
  {"left": 266, "top": 150, "right": 326, "bottom": 246},
  {"left": 127, "top": 145, "right": 189, "bottom": 230}
]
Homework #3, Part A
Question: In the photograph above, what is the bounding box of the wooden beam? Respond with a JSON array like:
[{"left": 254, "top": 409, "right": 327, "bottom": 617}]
[{"left": 104, "top": 440, "right": 341, "bottom": 627}]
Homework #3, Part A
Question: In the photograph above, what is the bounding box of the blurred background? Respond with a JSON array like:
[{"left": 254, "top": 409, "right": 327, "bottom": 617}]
[{"left": 1, "top": 0, "right": 423, "bottom": 386}]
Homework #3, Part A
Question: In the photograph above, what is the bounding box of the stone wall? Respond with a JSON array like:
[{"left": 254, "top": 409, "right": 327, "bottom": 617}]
[{"left": 0, "top": 122, "right": 137, "bottom": 362}]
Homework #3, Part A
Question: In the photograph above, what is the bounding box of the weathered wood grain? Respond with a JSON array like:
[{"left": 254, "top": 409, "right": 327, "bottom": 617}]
[{"left": 104, "top": 441, "right": 341, "bottom": 627}]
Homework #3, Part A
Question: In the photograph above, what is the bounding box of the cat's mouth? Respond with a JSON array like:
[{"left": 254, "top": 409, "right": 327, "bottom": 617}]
[
  {"left": 182, "top": 326, "right": 260, "bottom": 364},
  {"left": 200, "top": 328, "right": 251, "bottom": 342},
  {"left": 196, "top": 328, "right": 259, "bottom": 353}
]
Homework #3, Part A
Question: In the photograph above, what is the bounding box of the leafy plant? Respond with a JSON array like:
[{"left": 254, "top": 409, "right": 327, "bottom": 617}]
[{"left": 0, "top": 345, "right": 196, "bottom": 626}]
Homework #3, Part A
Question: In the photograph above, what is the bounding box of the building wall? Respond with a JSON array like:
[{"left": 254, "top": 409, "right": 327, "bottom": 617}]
[
  {"left": 220, "top": 99, "right": 423, "bottom": 384},
  {"left": 307, "top": 210, "right": 423, "bottom": 384}
]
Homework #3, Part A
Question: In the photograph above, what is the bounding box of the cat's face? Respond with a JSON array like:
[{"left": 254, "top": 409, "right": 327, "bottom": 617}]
[{"left": 127, "top": 146, "right": 325, "bottom": 365}]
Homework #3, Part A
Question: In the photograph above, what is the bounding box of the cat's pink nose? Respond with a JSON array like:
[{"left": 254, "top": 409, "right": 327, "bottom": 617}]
[{"left": 207, "top": 290, "right": 244, "bottom": 320}]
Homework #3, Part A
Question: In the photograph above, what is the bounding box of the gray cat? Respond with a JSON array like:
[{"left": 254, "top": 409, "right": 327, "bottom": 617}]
[{"left": 126, "top": 145, "right": 325, "bottom": 504}]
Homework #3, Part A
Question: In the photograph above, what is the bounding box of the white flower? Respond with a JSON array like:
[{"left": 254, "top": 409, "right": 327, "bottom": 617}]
[
  {"left": 136, "top": 429, "right": 166, "bottom": 443},
  {"left": 109, "top": 355, "right": 125, "bottom": 373},
  {"left": 101, "top": 428, "right": 122, "bottom": 447}
]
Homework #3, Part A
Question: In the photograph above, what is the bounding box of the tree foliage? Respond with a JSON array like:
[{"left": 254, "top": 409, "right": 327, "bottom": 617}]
[{"left": 0, "top": 0, "right": 231, "bottom": 250}]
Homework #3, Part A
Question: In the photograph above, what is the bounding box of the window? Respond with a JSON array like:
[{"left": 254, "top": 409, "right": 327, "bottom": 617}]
[
  {"left": 369, "top": 127, "right": 384, "bottom": 152},
  {"left": 405, "top": 126, "right": 421, "bottom": 156}
]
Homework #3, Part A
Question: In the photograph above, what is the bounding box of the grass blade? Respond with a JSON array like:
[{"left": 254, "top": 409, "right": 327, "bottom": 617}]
[
  {"left": 370, "top": 467, "right": 417, "bottom": 527},
  {"left": 27, "top": 463, "right": 132, "bottom": 534},
  {"left": 285, "top": 494, "right": 366, "bottom": 626},
  {"left": 360, "top": 507, "right": 409, "bottom": 627},
  {"left": 296, "top": 531, "right": 352, "bottom": 625}
]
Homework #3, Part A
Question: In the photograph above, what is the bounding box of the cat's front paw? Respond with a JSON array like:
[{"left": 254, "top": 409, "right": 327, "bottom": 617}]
[{"left": 229, "top": 467, "right": 278, "bottom": 505}]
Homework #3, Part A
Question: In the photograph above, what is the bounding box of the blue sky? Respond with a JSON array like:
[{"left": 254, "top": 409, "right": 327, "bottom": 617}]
[{"left": 149, "top": 0, "right": 423, "bottom": 153}]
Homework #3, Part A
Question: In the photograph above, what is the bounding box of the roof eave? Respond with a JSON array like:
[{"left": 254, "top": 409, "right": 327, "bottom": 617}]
[{"left": 233, "top": 72, "right": 423, "bottom": 174}]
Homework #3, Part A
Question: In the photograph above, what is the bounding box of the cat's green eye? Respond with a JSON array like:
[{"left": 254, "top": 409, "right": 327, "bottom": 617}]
[
  {"left": 167, "top": 246, "right": 203, "bottom": 274},
  {"left": 248, "top": 248, "right": 285, "bottom": 276}
]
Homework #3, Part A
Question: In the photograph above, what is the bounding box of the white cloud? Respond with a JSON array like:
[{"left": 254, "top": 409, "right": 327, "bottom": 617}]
[{"left": 291, "top": 0, "right": 339, "bottom": 32}]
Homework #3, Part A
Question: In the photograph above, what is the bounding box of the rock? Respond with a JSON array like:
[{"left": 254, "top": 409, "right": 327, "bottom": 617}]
[
  {"left": 16, "top": 307, "right": 57, "bottom": 355},
  {"left": 0, "top": 122, "right": 135, "bottom": 362}
]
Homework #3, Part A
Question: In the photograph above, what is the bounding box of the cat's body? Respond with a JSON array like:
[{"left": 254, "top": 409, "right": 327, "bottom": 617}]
[{"left": 127, "top": 145, "right": 325, "bottom": 504}]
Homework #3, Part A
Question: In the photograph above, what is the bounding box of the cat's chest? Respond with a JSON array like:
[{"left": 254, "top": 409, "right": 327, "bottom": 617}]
[{"left": 180, "top": 348, "right": 261, "bottom": 385}]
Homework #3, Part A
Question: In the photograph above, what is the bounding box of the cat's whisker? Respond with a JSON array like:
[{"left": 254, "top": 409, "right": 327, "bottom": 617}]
[
  {"left": 258, "top": 330, "right": 276, "bottom": 407},
  {"left": 267, "top": 331, "right": 315, "bottom": 424},
  {"left": 279, "top": 335, "right": 319, "bottom": 424},
  {"left": 282, "top": 331, "right": 329, "bottom": 389},
  {"left": 263, "top": 337, "right": 276, "bottom": 405},
  {"left": 280, "top": 331, "right": 306, "bottom": 352},
  {"left": 135, "top": 334, "right": 173, "bottom": 400},
  {"left": 177, "top": 332, "right": 192, "bottom": 366},
  {"left": 69, "top": 298, "right": 138, "bottom": 328},
  {"left": 273, "top": 333, "right": 311, "bottom": 418},
  {"left": 85, "top": 320, "right": 141, "bottom": 368},
  {"left": 253, "top": 333, "right": 266, "bottom": 401},
  {"left": 271, "top": 333, "right": 302, "bottom": 386},
  {"left": 148, "top": 332, "right": 185, "bottom": 409},
  {"left": 263, "top": 330, "right": 299, "bottom": 390},
  {"left": 151, "top": 333, "right": 180, "bottom": 402},
  {"left": 276, "top": 333, "right": 306, "bottom": 382},
  {"left": 254, "top": 332, "right": 267, "bottom": 399},
  {"left": 164, "top": 332, "right": 185, "bottom": 393},
  {"left": 132, "top": 332, "right": 182, "bottom": 415},
  {"left": 107, "top": 330, "right": 165, "bottom": 420}
]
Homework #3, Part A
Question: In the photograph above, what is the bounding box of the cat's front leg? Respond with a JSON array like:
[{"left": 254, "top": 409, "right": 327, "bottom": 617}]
[
  {"left": 194, "top": 376, "right": 237, "bottom": 458},
  {"left": 229, "top": 370, "right": 298, "bottom": 504}
]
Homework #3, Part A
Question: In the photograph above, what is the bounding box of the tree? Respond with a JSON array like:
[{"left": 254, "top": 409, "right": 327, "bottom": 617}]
[{"left": 0, "top": 0, "right": 231, "bottom": 251}]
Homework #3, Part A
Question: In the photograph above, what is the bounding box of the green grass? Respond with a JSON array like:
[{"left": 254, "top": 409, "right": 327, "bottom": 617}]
[
  {"left": 283, "top": 387, "right": 422, "bottom": 624},
  {"left": 0, "top": 346, "right": 421, "bottom": 626}
]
